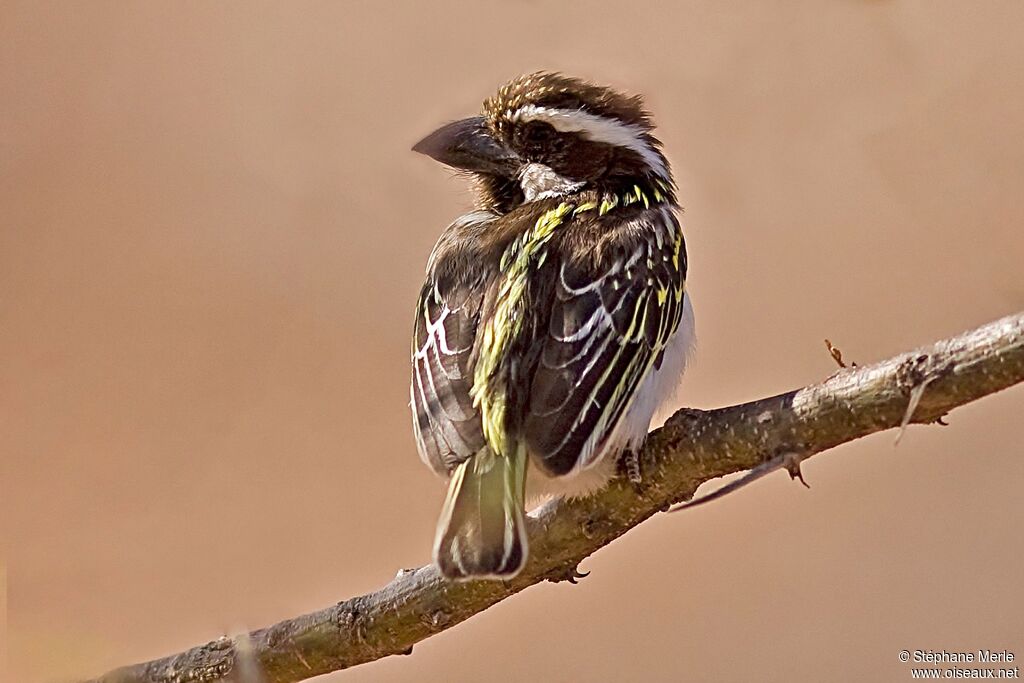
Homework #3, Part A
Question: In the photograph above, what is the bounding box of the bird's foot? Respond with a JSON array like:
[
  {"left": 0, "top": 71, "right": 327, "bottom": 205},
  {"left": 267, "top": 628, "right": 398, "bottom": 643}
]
[
  {"left": 546, "top": 563, "right": 590, "bottom": 584},
  {"left": 621, "top": 448, "right": 643, "bottom": 486}
]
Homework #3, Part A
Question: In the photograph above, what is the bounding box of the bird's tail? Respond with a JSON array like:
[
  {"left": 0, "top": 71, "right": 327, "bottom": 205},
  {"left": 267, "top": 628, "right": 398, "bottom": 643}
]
[{"left": 434, "top": 445, "right": 528, "bottom": 580}]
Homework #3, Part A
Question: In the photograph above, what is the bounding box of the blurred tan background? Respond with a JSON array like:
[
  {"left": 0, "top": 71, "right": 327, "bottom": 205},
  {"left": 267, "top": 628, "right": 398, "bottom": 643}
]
[{"left": 3, "top": 2, "right": 1023, "bottom": 681}]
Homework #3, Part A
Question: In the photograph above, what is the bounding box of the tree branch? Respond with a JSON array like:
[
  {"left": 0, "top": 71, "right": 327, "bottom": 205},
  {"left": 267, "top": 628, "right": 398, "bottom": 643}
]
[{"left": 92, "top": 311, "right": 1024, "bottom": 683}]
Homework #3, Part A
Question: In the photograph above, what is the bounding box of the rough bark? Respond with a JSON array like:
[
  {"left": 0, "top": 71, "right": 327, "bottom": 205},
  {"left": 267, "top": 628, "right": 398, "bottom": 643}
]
[{"left": 92, "top": 311, "right": 1024, "bottom": 683}]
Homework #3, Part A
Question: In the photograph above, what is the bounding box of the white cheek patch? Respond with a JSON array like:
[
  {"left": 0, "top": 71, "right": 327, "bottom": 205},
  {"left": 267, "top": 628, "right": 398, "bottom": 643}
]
[
  {"left": 518, "top": 162, "right": 585, "bottom": 202},
  {"left": 512, "top": 105, "right": 669, "bottom": 180}
]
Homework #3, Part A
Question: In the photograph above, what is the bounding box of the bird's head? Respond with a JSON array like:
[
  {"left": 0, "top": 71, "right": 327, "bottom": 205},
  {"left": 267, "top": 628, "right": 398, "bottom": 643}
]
[{"left": 414, "top": 72, "right": 672, "bottom": 210}]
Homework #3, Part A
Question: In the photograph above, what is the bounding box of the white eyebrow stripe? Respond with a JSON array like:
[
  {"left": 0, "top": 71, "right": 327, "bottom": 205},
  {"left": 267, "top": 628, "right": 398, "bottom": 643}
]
[{"left": 512, "top": 105, "right": 668, "bottom": 180}]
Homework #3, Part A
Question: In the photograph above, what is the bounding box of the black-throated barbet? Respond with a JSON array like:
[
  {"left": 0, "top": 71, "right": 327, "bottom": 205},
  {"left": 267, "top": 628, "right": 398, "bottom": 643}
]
[{"left": 411, "top": 73, "right": 694, "bottom": 580}]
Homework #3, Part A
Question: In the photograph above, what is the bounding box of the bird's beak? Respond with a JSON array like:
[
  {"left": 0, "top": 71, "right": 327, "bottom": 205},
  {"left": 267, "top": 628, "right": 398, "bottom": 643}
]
[{"left": 413, "top": 117, "right": 520, "bottom": 176}]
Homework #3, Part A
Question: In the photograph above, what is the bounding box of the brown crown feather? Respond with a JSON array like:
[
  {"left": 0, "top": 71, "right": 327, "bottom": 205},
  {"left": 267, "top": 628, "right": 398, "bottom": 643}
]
[{"left": 483, "top": 72, "right": 652, "bottom": 131}]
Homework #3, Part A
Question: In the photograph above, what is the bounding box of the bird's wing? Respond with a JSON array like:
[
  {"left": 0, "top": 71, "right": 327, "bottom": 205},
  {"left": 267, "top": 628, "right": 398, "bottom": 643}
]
[
  {"left": 411, "top": 277, "right": 488, "bottom": 476},
  {"left": 524, "top": 210, "right": 687, "bottom": 476}
]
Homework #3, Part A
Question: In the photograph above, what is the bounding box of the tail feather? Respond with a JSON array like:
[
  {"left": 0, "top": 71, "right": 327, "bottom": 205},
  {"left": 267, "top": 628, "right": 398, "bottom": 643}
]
[{"left": 434, "top": 447, "right": 528, "bottom": 580}]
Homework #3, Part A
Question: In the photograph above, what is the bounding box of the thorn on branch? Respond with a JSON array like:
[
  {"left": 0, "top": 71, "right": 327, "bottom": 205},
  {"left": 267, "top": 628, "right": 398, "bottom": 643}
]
[
  {"left": 893, "top": 353, "right": 952, "bottom": 445},
  {"left": 783, "top": 451, "right": 810, "bottom": 488}
]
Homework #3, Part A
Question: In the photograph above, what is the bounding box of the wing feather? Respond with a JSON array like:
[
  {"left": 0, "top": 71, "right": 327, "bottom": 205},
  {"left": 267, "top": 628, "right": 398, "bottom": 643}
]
[
  {"left": 411, "top": 280, "right": 487, "bottom": 475},
  {"left": 524, "top": 209, "right": 687, "bottom": 476}
]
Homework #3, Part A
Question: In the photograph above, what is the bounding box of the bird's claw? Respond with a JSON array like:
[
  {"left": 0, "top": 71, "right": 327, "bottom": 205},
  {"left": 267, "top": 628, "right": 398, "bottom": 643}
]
[
  {"left": 624, "top": 449, "right": 643, "bottom": 485},
  {"left": 547, "top": 564, "right": 590, "bottom": 584}
]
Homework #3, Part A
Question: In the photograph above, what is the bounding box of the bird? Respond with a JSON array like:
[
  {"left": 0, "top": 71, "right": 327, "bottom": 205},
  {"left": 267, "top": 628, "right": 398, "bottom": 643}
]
[{"left": 410, "top": 72, "right": 695, "bottom": 580}]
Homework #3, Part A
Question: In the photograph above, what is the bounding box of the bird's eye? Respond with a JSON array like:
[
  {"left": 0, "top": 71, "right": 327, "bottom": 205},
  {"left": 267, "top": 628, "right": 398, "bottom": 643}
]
[{"left": 520, "top": 121, "right": 556, "bottom": 145}]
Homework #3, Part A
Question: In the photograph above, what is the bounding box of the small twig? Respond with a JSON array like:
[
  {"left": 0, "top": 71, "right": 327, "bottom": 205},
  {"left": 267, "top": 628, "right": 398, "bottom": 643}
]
[
  {"left": 825, "top": 339, "right": 847, "bottom": 368},
  {"left": 825, "top": 338, "right": 857, "bottom": 369},
  {"left": 894, "top": 376, "right": 934, "bottom": 446},
  {"left": 668, "top": 448, "right": 811, "bottom": 512}
]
